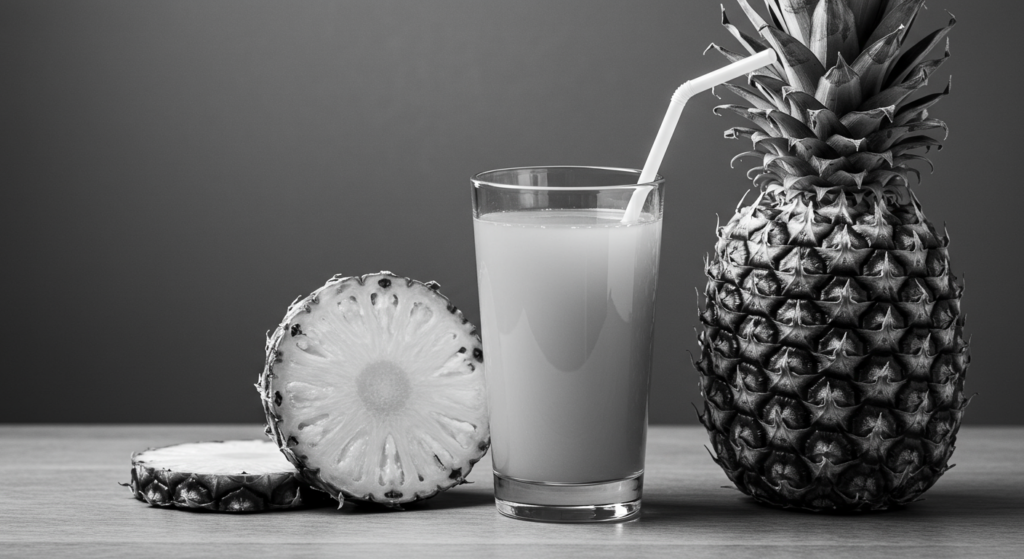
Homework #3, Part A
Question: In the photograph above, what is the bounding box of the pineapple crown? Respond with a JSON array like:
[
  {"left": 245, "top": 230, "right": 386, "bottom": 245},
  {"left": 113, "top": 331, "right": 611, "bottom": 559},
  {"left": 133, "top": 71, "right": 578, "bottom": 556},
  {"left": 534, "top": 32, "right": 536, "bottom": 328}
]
[{"left": 711, "top": 0, "right": 954, "bottom": 204}]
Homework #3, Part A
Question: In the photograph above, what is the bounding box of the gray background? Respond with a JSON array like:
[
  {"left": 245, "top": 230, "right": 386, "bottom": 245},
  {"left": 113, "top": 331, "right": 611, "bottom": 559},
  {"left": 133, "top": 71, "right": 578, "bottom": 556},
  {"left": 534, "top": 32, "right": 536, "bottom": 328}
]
[{"left": 2, "top": 0, "right": 1018, "bottom": 424}]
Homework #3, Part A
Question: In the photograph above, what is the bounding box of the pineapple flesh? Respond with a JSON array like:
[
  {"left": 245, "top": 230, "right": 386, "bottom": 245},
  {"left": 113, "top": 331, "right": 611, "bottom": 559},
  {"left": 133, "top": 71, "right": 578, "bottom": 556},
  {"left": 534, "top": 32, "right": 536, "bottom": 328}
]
[
  {"left": 259, "top": 272, "right": 489, "bottom": 507},
  {"left": 127, "top": 440, "right": 318, "bottom": 512},
  {"left": 697, "top": 0, "right": 967, "bottom": 511}
]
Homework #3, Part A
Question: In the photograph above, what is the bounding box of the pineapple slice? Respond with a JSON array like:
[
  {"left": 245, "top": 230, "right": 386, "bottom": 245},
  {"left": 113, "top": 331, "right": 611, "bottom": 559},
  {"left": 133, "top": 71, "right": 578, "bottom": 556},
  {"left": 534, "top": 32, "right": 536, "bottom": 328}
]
[
  {"left": 127, "top": 440, "right": 317, "bottom": 512},
  {"left": 259, "top": 272, "right": 488, "bottom": 507}
]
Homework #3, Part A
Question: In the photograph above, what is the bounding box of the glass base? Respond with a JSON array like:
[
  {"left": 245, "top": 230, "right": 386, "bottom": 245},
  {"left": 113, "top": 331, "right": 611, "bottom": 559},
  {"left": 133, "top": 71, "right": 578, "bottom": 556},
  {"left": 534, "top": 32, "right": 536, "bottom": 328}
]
[{"left": 493, "top": 472, "right": 643, "bottom": 523}]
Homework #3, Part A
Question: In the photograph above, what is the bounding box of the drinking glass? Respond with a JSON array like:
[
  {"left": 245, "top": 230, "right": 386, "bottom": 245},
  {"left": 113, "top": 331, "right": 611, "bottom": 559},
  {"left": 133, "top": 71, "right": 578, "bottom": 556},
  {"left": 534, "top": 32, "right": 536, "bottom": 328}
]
[{"left": 471, "top": 166, "right": 664, "bottom": 522}]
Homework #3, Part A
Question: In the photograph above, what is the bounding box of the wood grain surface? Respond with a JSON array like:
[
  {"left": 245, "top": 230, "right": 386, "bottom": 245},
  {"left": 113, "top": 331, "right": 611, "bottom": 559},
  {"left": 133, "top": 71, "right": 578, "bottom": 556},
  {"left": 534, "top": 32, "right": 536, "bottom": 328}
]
[{"left": 1, "top": 425, "right": 1021, "bottom": 558}]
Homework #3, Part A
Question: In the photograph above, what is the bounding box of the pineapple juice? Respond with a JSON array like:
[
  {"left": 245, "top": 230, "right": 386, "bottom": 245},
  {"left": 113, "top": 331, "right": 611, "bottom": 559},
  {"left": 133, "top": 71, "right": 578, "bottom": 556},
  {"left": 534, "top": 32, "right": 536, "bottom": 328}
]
[{"left": 474, "top": 208, "right": 661, "bottom": 483}]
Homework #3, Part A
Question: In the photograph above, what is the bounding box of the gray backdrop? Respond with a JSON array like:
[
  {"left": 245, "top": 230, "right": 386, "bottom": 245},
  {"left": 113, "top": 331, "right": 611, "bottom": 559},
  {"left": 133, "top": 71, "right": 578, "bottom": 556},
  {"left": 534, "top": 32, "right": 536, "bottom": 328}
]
[{"left": 3, "top": 0, "right": 1019, "bottom": 424}]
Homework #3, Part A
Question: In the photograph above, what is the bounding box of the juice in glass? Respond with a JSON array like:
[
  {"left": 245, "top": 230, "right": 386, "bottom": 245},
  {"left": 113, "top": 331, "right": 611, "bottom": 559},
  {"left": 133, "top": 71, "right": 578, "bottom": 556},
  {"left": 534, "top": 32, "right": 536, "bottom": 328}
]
[{"left": 471, "top": 167, "right": 664, "bottom": 522}]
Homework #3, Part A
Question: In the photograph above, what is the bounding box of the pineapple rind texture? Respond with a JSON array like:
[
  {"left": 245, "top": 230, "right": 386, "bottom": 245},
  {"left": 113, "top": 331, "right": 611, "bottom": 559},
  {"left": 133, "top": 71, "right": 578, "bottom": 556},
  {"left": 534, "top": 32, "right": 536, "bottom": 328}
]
[
  {"left": 259, "top": 272, "right": 489, "bottom": 509},
  {"left": 126, "top": 440, "right": 320, "bottom": 513},
  {"left": 698, "top": 1, "right": 968, "bottom": 512}
]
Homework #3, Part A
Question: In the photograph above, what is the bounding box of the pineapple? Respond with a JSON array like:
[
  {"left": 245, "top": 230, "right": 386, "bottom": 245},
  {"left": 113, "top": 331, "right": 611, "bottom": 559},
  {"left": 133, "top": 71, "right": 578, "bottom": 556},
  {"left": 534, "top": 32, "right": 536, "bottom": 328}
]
[
  {"left": 259, "top": 272, "right": 489, "bottom": 507},
  {"left": 696, "top": 0, "right": 967, "bottom": 511},
  {"left": 126, "top": 440, "right": 320, "bottom": 512}
]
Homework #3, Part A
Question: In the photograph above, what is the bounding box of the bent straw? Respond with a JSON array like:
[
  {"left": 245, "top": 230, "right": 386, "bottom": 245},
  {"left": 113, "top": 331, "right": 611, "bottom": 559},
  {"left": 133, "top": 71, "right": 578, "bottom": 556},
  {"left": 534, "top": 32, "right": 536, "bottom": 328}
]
[{"left": 621, "top": 49, "right": 779, "bottom": 224}]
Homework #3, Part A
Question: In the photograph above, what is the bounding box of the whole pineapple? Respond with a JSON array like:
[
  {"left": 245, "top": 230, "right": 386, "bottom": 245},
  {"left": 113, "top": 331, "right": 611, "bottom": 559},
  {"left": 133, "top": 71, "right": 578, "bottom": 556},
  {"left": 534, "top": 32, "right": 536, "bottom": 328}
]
[{"left": 696, "top": 0, "right": 967, "bottom": 511}]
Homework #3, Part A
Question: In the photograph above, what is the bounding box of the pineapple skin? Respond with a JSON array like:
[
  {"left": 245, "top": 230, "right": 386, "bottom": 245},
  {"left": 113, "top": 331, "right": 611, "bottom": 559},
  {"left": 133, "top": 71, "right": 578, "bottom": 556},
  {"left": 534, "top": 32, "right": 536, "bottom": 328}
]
[
  {"left": 697, "top": 191, "right": 968, "bottom": 511},
  {"left": 697, "top": 1, "right": 968, "bottom": 512}
]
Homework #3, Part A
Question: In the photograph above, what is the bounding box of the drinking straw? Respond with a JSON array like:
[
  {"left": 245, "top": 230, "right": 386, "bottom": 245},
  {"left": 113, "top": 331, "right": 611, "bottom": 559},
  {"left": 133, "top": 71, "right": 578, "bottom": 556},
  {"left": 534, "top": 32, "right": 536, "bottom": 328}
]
[{"left": 621, "top": 49, "right": 779, "bottom": 224}]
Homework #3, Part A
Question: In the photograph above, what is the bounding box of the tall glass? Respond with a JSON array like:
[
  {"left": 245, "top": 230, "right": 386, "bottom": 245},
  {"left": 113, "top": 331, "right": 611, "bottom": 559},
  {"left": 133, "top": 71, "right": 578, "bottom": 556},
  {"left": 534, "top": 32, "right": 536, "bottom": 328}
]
[{"left": 471, "top": 166, "right": 664, "bottom": 522}]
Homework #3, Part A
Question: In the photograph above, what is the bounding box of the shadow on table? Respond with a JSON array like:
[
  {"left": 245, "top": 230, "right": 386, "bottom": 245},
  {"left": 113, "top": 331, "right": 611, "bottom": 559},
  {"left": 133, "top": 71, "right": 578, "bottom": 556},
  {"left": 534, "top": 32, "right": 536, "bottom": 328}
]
[
  {"left": 639, "top": 484, "right": 1024, "bottom": 524},
  {"left": 319, "top": 486, "right": 495, "bottom": 515}
]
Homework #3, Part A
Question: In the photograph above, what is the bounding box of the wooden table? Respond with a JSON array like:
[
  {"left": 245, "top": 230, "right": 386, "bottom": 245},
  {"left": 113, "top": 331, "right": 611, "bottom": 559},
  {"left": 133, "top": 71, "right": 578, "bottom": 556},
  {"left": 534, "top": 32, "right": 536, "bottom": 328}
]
[{"left": 1, "top": 425, "right": 1021, "bottom": 558}]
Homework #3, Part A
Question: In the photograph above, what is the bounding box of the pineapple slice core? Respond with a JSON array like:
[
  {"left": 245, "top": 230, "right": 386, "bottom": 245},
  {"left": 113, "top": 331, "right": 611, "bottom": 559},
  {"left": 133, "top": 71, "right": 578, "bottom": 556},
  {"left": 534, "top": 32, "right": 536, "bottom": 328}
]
[{"left": 357, "top": 361, "right": 412, "bottom": 415}]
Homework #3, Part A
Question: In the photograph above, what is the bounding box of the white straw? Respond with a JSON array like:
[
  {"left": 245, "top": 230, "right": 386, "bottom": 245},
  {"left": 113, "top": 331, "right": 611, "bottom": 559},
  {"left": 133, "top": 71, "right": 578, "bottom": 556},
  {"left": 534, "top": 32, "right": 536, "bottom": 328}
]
[{"left": 621, "top": 49, "right": 779, "bottom": 224}]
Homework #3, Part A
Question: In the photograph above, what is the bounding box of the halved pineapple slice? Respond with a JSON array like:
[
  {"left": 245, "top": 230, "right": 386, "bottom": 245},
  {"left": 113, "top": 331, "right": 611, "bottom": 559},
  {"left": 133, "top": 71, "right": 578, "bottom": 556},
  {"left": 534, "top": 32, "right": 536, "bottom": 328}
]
[
  {"left": 259, "top": 272, "right": 488, "bottom": 507},
  {"left": 127, "top": 440, "right": 316, "bottom": 512}
]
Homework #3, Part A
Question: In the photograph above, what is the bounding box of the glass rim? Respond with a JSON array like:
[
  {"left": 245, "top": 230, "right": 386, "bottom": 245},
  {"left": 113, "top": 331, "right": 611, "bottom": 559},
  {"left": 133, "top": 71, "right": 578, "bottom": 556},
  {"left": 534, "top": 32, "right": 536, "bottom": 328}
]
[{"left": 471, "top": 165, "right": 664, "bottom": 191}]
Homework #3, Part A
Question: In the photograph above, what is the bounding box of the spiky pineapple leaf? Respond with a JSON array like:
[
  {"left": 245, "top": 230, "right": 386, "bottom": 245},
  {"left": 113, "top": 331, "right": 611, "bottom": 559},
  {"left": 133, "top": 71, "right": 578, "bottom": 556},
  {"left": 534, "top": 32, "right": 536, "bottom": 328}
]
[
  {"left": 809, "top": 155, "right": 849, "bottom": 179},
  {"left": 851, "top": 27, "right": 903, "bottom": 98},
  {"left": 826, "top": 169, "right": 867, "bottom": 187},
  {"left": 775, "top": 0, "right": 817, "bottom": 45},
  {"left": 848, "top": 0, "right": 885, "bottom": 45},
  {"left": 895, "top": 164, "right": 922, "bottom": 185},
  {"left": 782, "top": 87, "right": 827, "bottom": 124},
  {"left": 865, "top": 168, "right": 908, "bottom": 187},
  {"left": 900, "top": 42, "right": 952, "bottom": 84},
  {"left": 716, "top": 104, "right": 781, "bottom": 136},
  {"left": 845, "top": 150, "right": 894, "bottom": 172},
  {"left": 886, "top": 15, "right": 956, "bottom": 88},
  {"left": 763, "top": 0, "right": 790, "bottom": 35},
  {"left": 810, "top": 0, "right": 859, "bottom": 70},
  {"left": 761, "top": 24, "right": 826, "bottom": 94},
  {"left": 737, "top": 0, "right": 773, "bottom": 31},
  {"left": 890, "top": 135, "right": 943, "bottom": 156},
  {"left": 840, "top": 106, "right": 895, "bottom": 138},
  {"left": 826, "top": 134, "right": 866, "bottom": 156},
  {"left": 866, "top": 0, "right": 925, "bottom": 47},
  {"left": 723, "top": 5, "right": 772, "bottom": 56},
  {"left": 767, "top": 109, "right": 817, "bottom": 139},
  {"left": 725, "top": 127, "right": 760, "bottom": 141},
  {"left": 706, "top": 41, "right": 750, "bottom": 65},
  {"left": 892, "top": 78, "right": 951, "bottom": 127},
  {"left": 767, "top": 155, "right": 818, "bottom": 177},
  {"left": 783, "top": 172, "right": 828, "bottom": 188},
  {"left": 719, "top": 83, "right": 779, "bottom": 112},
  {"left": 815, "top": 55, "right": 862, "bottom": 114},
  {"left": 789, "top": 137, "right": 839, "bottom": 159},
  {"left": 750, "top": 74, "right": 790, "bottom": 108},
  {"left": 878, "top": 0, "right": 900, "bottom": 20},
  {"left": 808, "top": 107, "right": 852, "bottom": 139},
  {"left": 732, "top": 150, "right": 766, "bottom": 169},
  {"left": 859, "top": 69, "right": 929, "bottom": 111},
  {"left": 866, "top": 119, "right": 948, "bottom": 152},
  {"left": 753, "top": 133, "right": 791, "bottom": 155},
  {"left": 760, "top": 150, "right": 782, "bottom": 173},
  {"left": 752, "top": 129, "right": 783, "bottom": 147},
  {"left": 754, "top": 171, "right": 784, "bottom": 189},
  {"left": 894, "top": 152, "right": 935, "bottom": 173}
]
